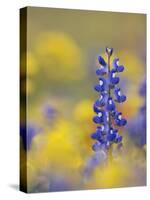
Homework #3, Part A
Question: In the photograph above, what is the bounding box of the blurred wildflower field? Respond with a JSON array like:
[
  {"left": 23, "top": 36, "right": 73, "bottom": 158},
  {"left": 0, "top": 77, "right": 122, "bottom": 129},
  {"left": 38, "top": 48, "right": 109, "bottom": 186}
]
[{"left": 20, "top": 7, "right": 146, "bottom": 192}]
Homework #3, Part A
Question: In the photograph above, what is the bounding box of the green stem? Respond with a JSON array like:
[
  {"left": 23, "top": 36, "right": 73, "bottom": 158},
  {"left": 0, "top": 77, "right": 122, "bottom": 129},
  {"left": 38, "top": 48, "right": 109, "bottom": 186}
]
[
  {"left": 108, "top": 55, "right": 111, "bottom": 128},
  {"left": 107, "top": 53, "right": 113, "bottom": 162}
]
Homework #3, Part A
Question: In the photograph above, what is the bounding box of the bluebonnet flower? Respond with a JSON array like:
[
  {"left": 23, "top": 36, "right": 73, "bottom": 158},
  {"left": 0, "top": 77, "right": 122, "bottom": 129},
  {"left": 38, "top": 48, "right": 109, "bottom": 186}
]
[
  {"left": 109, "top": 69, "right": 120, "bottom": 85},
  {"left": 93, "top": 109, "right": 107, "bottom": 124},
  {"left": 91, "top": 47, "right": 127, "bottom": 155},
  {"left": 112, "top": 58, "right": 124, "bottom": 72},
  {"left": 114, "top": 88, "right": 126, "bottom": 103},
  {"left": 94, "top": 92, "right": 107, "bottom": 107},
  {"left": 107, "top": 127, "right": 118, "bottom": 142},
  {"left": 106, "top": 97, "right": 116, "bottom": 111},
  {"left": 94, "top": 77, "right": 107, "bottom": 92},
  {"left": 115, "top": 112, "right": 127, "bottom": 126}
]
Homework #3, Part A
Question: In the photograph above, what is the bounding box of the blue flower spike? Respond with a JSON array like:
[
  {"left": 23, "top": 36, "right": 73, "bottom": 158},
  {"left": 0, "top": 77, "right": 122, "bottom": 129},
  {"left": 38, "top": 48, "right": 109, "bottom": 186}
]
[{"left": 91, "top": 47, "right": 127, "bottom": 159}]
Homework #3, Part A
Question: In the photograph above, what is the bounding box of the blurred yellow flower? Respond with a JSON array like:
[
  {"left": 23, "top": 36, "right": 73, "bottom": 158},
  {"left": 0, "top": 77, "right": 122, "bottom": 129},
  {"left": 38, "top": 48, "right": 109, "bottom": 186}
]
[
  {"left": 28, "top": 119, "right": 83, "bottom": 176},
  {"left": 34, "top": 32, "right": 85, "bottom": 81},
  {"left": 73, "top": 100, "right": 93, "bottom": 123},
  {"left": 27, "top": 52, "right": 39, "bottom": 76},
  {"left": 93, "top": 161, "right": 129, "bottom": 188}
]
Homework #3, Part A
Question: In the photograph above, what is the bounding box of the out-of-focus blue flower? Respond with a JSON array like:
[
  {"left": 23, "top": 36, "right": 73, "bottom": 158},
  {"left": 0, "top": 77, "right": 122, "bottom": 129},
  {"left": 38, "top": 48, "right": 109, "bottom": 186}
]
[
  {"left": 48, "top": 175, "right": 72, "bottom": 192},
  {"left": 128, "top": 114, "right": 146, "bottom": 146},
  {"left": 20, "top": 123, "right": 40, "bottom": 150},
  {"left": 139, "top": 79, "right": 146, "bottom": 97},
  {"left": 43, "top": 104, "right": 56, "bottom": 121},
  {"left": 91, "top": 47, "right": 127, "bottom": 154},
  {"left": 127, "top": 79, "right": 146, "bottom": 146},
  {"left": 82, "top": 150, "right": 107, "bottom": 180}
]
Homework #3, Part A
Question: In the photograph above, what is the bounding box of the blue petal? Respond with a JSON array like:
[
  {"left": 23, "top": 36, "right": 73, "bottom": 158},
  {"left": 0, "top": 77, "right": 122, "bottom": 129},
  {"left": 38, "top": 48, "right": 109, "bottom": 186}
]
[
  {"left": 93, "top": 103, "right": 101, "bottom": 114},
  {"left": 94, "top": 78, "right": 107, "bottom": 92},
  {"left": 119, "top": 95, "right": 126, "bottom": 103},
  {"left": 112, "top": 58, "right": 119, "bottom": 71},
  {"left": 107, "top": 128, "right": 117, "bottom": 141},
  {"left": 112, "top": 77, "right": 120, "bottom": 84},
  {"left": 114, "top": 88, "right": 126, "bottom": 103},
  {"left": 109, "top": 70, "right": 120, "bottom": 85},
  {"left": 91, "top": 132, "right": 101, "bottom": 140},
  {"left": 107, "top": 133, "right": 116, "bottom": 141},
  {"left": 93, "top": 116, "right": 101, "bottom": 124},
  {"left": 94, "top": 84, "right": 101, "bottom": 92},
  {"left": 106, "top": 97, "right": 116, "bottom": 111},
  {"left": 116, "top": 118, "right": 127, "bottom": 126},
  {"left": 117, "top": 65, "right": 124, "bottom": 72},
  {"left": 95, "top": 99, "right": 102, "bottom": 107},
  {"left": 98, "top": 56, "right": 106, "bottom": 66},
  {"left": 112, "top": 58, "right": 124, "bottom": 72},
  {"left": 120, "top": 119, "right": 127, "bottom": 126},
  {"left": 95, "top": 93, "right": 108, "bottom": 107},
  {"left": 96, "top": 67, "right": 107, "bottom": 76}
]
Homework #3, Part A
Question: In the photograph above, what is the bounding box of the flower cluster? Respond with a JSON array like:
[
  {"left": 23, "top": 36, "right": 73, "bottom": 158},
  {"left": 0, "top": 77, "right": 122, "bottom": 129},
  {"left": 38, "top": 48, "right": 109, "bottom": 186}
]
[{"left": 91, "top": 48, "right": 127, "bottom": 152}]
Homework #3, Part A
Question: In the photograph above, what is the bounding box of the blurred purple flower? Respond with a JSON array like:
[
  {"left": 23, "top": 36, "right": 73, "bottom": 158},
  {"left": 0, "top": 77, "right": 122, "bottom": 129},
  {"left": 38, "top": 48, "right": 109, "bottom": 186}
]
[
  {"left": 43, "top": 104, "right": 56, "bottom": 122},
  {"left": 82, "top": 150, "right": 107, "bottom": 180},
  {"left": 127, "top": 80, "right": 146, "bottom": 146},
  {"left": 48, "top": 175, "right": 73, "bottom": 192},
  {"left": 20, "top": 123, "right": 40, "bottom": 150}
]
